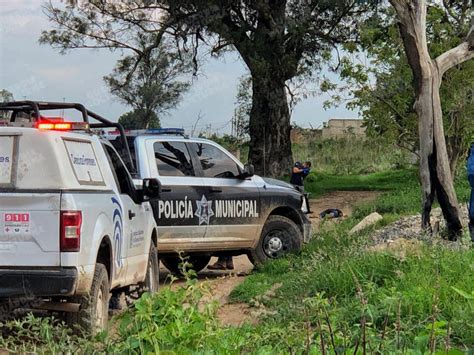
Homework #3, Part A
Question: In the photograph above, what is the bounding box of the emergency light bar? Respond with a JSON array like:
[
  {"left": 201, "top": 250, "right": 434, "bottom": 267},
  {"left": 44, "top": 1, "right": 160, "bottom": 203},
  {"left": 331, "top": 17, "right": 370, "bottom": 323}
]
[
  {"left": 36, "top": 121, "right": 90, "bottom": 131},
  {"left": 146, "top": 128, "right": 185, "bottom": 135},
  {"left": 101, "top": 127, "right": 186, "bottom": 137}
]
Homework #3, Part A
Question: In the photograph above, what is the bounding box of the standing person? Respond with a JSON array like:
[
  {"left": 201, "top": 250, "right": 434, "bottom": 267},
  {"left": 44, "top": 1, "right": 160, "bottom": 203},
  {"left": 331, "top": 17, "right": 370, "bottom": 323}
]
[
  {"left": 290, "top": 161, "right": 311, "bottom": 192},
  {"left": 467, "top": 144, "right": 474, "bottom": 242},
  {"left": 290, "top": 161, "right": 312, "bottom": 214}
]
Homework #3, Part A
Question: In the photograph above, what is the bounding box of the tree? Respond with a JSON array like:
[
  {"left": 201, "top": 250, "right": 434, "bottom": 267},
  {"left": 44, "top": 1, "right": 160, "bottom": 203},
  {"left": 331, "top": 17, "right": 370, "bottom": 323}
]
[
  {"left": 171, "top": 1, "right": 378, "bottom": 176},
  {"left": 0, "top": 90, "right": 14, "bottom": 120},
  {"left": 41, "top": 0, "right": 377, "bottom": 177},
  {"left": 0, "top": 89, "right": 13, "bottom": 102},
  {"left": 389, "top": 0, "right": 474, "bottom": 239},
  {"left": 105, "top": 41, "right": 190, "bottom": 129},
  {"left": 326, "top": 4, "right": 474, "bottom": 174},
  {"left": 118, "top": 109, "right": 160, "bottom": 130}
]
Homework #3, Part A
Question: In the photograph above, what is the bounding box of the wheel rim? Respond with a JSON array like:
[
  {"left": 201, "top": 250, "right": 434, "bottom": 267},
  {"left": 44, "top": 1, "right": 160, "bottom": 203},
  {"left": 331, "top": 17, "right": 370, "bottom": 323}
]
[
  {"left": 95, "top": 288, "right": 106, "bottom": 331},
  {"left": 263, "top": 229, "right": 292, "bottom": 258}
]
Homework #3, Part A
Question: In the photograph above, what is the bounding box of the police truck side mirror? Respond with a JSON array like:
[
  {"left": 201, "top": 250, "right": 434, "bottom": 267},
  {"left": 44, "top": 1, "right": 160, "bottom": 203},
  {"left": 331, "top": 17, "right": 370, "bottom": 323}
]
[
  {"left": 241, "top": 163, "right": 255, "bottom": 179},
  {"left": 142, "top": 178, "right": 161, "bottom": 201}
]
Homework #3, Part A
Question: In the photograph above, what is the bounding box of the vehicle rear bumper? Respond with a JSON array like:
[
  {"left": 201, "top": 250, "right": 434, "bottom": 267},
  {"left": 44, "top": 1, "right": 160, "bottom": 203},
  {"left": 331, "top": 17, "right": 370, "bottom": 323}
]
[{"left": 0, "top": 267, "right": 77, "bottom": 299}]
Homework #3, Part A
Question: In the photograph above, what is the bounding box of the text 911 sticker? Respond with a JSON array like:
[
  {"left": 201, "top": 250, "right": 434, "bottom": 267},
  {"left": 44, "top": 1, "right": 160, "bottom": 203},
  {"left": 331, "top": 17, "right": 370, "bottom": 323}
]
[{"left": 3, "top": 213, "right": 30, "bottom": 234}]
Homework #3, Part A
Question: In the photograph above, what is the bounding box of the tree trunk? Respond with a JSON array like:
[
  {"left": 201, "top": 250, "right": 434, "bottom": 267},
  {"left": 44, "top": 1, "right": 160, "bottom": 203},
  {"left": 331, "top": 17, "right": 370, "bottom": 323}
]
[
  {"left": 389, "top": 0, "right": 473, "bottom": 240},
  {"left": 417, "top": 63, "right": 462, "bottom": 239},
  {"left": 248, "top": 73, "right": 293, "bottom": 177}
]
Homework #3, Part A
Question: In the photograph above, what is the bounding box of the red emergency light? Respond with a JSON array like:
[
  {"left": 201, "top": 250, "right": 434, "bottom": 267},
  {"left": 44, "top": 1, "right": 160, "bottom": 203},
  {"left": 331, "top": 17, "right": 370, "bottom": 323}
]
[{"left": 35, "top": 120, "right": 89, "bottom": 131}]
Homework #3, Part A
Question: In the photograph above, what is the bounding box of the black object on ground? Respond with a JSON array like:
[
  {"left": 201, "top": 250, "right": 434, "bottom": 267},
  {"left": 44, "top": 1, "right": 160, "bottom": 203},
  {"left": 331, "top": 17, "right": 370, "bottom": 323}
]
[{"left": 319, "top": 208, "right": 344, "bottom": 219}]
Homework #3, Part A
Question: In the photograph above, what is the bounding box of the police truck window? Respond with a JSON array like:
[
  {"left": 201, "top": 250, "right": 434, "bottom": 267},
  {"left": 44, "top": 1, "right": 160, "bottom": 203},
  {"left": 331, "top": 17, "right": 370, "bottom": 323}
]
[
  {"left": 154, "top": 142, "right": 195, "bottom": 177},
  {"left": 103, "top": 145, "right": 135, "bottom": 197},
  {"left": 191, "top": 143, "right": 240, "bottom": 178}
]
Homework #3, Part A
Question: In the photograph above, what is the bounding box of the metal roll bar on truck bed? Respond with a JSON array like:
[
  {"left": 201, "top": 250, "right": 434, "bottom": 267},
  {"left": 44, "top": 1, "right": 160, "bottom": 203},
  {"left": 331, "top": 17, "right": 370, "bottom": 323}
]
[{"left": 0, "top": 101, "right": 136, "bottom": 173}]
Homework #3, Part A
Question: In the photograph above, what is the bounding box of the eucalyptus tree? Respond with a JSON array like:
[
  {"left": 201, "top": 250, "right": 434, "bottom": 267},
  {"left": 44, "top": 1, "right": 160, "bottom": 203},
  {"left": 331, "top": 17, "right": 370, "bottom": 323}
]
[{"left": 389, "top": 0, "right": 473, "bottom": 239}]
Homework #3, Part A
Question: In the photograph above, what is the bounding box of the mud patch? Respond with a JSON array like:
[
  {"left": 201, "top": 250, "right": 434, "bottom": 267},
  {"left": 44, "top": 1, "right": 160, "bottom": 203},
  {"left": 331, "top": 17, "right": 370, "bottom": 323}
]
[{"left": 218, "top": 303, "right": 256, "bottom": 327}]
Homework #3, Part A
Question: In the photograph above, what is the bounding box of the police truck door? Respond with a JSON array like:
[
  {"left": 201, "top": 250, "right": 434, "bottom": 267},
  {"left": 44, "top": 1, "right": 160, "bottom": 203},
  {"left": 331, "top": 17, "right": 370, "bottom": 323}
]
[
  {"left": 188, "top": 142, "right": 260, "bottom": 249},
  {"left": 146, "top": 140, "right": 207, "bottom": 245},
  {"left": 103, "top": 144, "right": 148, "bottom": 284}
]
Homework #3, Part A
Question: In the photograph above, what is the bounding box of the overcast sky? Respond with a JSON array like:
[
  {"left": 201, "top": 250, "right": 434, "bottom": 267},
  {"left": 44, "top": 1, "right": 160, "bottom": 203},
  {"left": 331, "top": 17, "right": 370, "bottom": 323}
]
[{"left": 0, "top": 0, "right": 358, "bottom": 135}]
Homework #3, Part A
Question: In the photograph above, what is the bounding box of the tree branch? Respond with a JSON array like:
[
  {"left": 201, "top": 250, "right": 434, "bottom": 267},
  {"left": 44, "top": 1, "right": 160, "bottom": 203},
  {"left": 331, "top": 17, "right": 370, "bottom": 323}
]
[{"left": 435, "top": 20, "right": 474, "bottom": 78}]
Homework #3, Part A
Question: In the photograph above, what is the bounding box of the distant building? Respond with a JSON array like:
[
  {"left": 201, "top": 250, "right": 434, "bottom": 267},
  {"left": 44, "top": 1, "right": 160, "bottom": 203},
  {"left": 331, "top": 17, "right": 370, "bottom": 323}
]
[
  {"left": 290, "top": 127, "right": 322, "bottom": 143},
  {"left": 321, "top": 118, "right": 365, "bottom": 139}
]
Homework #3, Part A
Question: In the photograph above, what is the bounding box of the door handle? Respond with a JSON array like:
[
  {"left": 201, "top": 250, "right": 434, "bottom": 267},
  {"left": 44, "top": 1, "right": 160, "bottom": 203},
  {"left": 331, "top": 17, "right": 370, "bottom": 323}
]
[
  {"left": 161, "top": 187, "right": 172, "bottom": 192},
  {"left": 209, "top": 187, "right": 222, "bottom": 193},
  {"left": 128, "top": 210, "right": 136, "bottom": 220}
]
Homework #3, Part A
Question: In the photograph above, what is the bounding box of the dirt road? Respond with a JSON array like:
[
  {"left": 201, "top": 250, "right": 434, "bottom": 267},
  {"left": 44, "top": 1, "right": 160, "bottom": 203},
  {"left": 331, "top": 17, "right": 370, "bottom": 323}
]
[{"left": 160, "top": 190, "right": 380, "bottom": 326}]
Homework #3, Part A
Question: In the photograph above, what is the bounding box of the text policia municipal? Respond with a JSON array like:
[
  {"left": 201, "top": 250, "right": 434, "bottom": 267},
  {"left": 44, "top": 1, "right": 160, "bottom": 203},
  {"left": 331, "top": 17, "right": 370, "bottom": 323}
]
[{"left": 157, "top": 195, "right": 259, "bottom": 222}]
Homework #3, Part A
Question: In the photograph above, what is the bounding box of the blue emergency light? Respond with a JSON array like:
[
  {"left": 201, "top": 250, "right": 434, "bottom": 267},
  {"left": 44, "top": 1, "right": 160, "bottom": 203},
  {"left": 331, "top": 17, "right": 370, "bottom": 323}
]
[{"left": 145, "top": 128, "right": 185, "bottom": 135}]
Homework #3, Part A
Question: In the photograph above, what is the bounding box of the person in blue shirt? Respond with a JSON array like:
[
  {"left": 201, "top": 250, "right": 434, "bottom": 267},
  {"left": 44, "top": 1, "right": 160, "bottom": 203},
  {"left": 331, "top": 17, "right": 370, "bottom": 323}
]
[
  {"left": 290, "top": 161, "right": 311, "bottom": 192},
  {"left": 467, "top": 144, "right": 474, "bottom": 242}
]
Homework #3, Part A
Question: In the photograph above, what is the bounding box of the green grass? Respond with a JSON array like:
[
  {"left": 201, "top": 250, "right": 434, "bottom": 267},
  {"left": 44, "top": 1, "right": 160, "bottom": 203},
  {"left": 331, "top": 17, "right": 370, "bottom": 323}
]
[
  {"left": 229, "top": 227, "right": 474, "bottom": 351},
  {"left": 292, "top": 138, "right": 413, "bottom": 175},
  {"left": 229, "top": 168, "right": 474, "bottom": 352},
  {"left": 304, "top": 169, "right": 418, "bottom": 198}
]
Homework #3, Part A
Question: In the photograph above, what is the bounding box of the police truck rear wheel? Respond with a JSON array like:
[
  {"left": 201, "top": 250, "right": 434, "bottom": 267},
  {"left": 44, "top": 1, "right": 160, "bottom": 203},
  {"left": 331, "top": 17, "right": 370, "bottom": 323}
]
[
  {"left": 249, "top": 215, "right": 302, "bottom": 266},
  {"left": 138, "top": 241, "right": 160, "bottom": 295},
  {"left": 162, "top": 255, "right": 211, "bottom": 276},
  {"left": 67, "top": 263, "right": 109, "bottom": 334}
]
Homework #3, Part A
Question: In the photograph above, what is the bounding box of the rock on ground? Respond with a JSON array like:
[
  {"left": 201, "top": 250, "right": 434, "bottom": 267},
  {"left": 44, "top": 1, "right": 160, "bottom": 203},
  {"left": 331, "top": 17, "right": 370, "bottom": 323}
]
[{"left": 349, "top": 212, "right": 383, "bottom": 235}]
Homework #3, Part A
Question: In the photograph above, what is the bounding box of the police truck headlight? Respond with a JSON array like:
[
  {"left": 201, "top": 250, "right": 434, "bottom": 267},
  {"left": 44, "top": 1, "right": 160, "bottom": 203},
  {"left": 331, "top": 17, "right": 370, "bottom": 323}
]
[{"left": 301, "top": 196, "right": 309, "bottom": 213}]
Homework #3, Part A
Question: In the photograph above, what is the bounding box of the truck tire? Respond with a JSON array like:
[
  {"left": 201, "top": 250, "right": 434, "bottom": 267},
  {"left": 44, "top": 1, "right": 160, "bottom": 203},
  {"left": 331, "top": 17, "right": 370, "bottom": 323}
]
[
  {"left": 161, "top": 255, "right": 211, "bottom": 276},
  {"left": 67, "top": 263, "right": 109, "bottom": 334},
  {"left": 249, "top": 215, "right": 302, "bottom": 266},
  {"left": 138, "top": 241, "right": 160, "bottom": 295}
]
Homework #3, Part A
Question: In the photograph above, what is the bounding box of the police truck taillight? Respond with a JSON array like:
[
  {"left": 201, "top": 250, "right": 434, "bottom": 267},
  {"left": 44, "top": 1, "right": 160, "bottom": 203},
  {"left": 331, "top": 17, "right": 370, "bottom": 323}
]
[{"left": 60, "top": 211, "right": 82, "bottom": 252}]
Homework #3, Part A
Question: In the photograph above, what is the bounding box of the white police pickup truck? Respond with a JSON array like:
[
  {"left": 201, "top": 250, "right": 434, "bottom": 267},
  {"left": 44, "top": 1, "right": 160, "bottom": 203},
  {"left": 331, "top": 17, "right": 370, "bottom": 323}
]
[
  {"left": 0, "top": 101, "right": 160, "bottom": 333},
  {"left": 106, "top": 128, "right": 313, "bottom": 274}
]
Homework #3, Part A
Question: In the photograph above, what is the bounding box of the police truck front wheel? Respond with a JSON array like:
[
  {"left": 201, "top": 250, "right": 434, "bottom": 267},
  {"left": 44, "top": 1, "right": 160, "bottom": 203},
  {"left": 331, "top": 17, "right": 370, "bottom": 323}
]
[
  {"left": 67, "top": 263, "right": 110, "bottom": 334},
  {"left": 161, "top": 255, "right": 211, "bottom": 276},
  {"left": 249, "top": 215, "right": 302, "bottom": 266}
]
